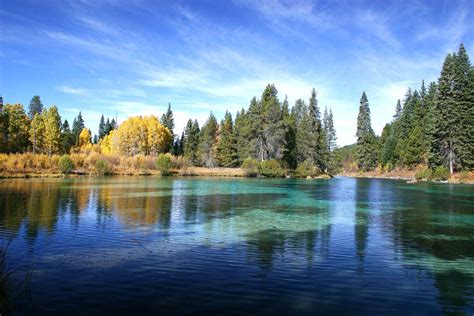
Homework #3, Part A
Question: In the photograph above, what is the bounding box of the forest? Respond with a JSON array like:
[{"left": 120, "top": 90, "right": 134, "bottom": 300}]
[{"left": 0, "top": 44, "right": 472, "bottom": 179}]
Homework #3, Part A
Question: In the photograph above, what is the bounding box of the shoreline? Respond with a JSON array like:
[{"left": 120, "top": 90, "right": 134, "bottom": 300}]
[
  {"left": 1, "top": 168, "right": 472, "bottom": 184},
  {"left": 337, "top": 171, "right": 474, "bottom": 184}
]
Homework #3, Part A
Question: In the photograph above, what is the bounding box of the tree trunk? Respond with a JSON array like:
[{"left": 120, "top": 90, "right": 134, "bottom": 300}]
[{"left": 449, "top": 150, "right": 454, "bottom": 175}]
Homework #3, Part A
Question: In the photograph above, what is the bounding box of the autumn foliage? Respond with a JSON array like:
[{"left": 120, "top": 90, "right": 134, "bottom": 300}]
[{"left": 100, "top": 115, "right": 171, "bottom": 156}]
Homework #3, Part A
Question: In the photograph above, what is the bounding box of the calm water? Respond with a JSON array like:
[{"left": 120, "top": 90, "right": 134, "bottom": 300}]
[{"left": 0, "top": 177, "right": 473, "bottom": 315}]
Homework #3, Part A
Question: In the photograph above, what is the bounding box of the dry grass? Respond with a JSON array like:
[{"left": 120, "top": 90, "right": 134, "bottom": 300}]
[
  {"left": 177, "top": 167, "right": 244, "bottom": 177},
  {"left": 340, "top": 165, "right": 474, "bottom": 184},
  {"left": 0, "top": 153, "right": 245, "bottom": 178}
]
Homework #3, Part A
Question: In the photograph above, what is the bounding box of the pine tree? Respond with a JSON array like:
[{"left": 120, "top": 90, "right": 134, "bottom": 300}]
[
  {"left": 98, "top": 115, "right": 106, "bottom": 139},
  {"left": 110, "top": 118, "right": 117, "bottom": 130},
  {"left": 28, "top": 95, "right": 43, "bottom": 119},
  {"left": 356, "top": 92, "right": 378, "bottom": 171},
  {"left": 160, "top": 103, "right": 175, "bottom": 132},
  {"left": 216, "top": 111, "right": 238, "bottom": 167},
  {"left": 429, "top": 45, "right": 472, "bottom": 174},
  {"left": 283, "top": 96, "right": 297, "bottom": 169},
  {"left": 179, "top": 131, "right": 185, "bottom": 155},
  {"left": 259, "top": 84, "right": 285, "bottom": 161},
  {"left": 308, "top": 88, "right": 328, "bottom": 170},
  {"left": 234, "top": 98, "right": 260, "bottom": 163},
  {"left": 61, "top": 119, "right": 74, "bottom": 154},
  {"left": 72, "top": 112, "right": 85, "bottom": 145},
  {"left": 393, "top": 99, "right": 402, "bottom": 121},
  {"left": 199, "top": 112, "right": 219, "bottom": 167},
  {"left": 292, "top": 99, "right": 312, "bottom": 164},
  {"left": 323, "top": 107, "right": 337, "bottom": 152},
  {"left": 160, "top": 103, "right": 175, "bottom": 152},
  {"left": 184, "top": 119, "right": 200, "bottom": 165},
  {"left": 380, "top": 123, "right": 395, "bottom": 166},
  {"left": 454, "top": 44, "right": 473, "bottom": 170},
  {"left": 463, "top": 67, "right": 474, "bottom": 169}
]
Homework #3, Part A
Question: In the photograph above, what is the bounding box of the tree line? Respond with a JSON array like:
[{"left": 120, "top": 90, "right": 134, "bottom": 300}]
[
  {"left": 0, "top": 83, "right": 338, "bottom": 174},
  {"left": 352, "top": 43, "right": 473, "bottom": 175},
  {"left": 0, "top": 43, "right": 472, "bottom": 176}
]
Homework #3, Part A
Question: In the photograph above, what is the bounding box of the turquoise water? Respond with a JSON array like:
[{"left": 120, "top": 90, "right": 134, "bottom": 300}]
[{"left": 0, "top": 177, "right": 473, "bottom": 315}]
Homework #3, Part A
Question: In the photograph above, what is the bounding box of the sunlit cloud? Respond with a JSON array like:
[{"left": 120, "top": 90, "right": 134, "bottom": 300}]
[{"left": 56, "top": 85, "right": 89, "bottom": 96}]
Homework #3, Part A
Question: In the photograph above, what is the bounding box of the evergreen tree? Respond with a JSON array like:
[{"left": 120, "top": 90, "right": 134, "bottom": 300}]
[
  {"left": 454, "top": 44, "right": 473, "bottom": 170},
  {"left": 216, "top": 111, "right": 238, "bottom": 167},
  {"left": 0, "top": 104, "right": 7, "bottom": 153},
  {"left": 28, "top": 95, "right": 43, "bottom": 119},
  {"left": 198, "top": 112, "right": 219, "bottom": 167},
  {"left": 463, "top": 67, "right": 474, "bottom": 169},
  {"left": 356, "top": 92, "right": 378, "bottom": 171},
  {"left": 160, "top": 103, "right": 175, "bottom": 152},
  {"left": 258, "top": 84, "right": 285, "bottom": 161},
  {"left": 98, "top": 115, "right": 106, "bottom": 139},
  {"left": 105, "top": 118, "right": 111, "bottom": 135},
  {"left": 379, "top": 123, "right": 396, "bottom": 166},
  {"left": 393, "top": 99, "right": 402, "bottom": 121},
  {"left": 72, "top": 112, "right": 85, "bottom": 145},
  {"left": 171, "top": 133, "right": 184, "bottom": 156},
  {"left": 60, "top": 119, "right": 74, "bottom": 154},
  {"left": 292, "top": 99, "right": 312, "bottom": 163},
  {"left": 323, "top": 107, "right": 337, "bottom": 152},
  {"left": 429, "top": 45, "right": 472, "bottom": 173},
  {"left": 160, "top": 103, "right": 175, "bottom": 132},
  {"left": 183, "top": 119, "right": 200, "bottom": 165},
  {"left": 308, "top": 88, "right": 328, "bottom": 170},
  {"left": 179, "top": 131, "right": 185, "bottom": 155},
  {"left": 282, "top": 97, "right": 297, "bottom": 169},
  {"left": 110, "top": 118, "right": 117, "bottom": 130},
  {"left": 234, "top": 101, "right": 257, "bottom": 163}
]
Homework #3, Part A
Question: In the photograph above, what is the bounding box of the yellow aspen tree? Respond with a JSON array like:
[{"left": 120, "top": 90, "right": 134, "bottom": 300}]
[
  {"left": 30, "top": 113, "right": 45, "bottom": 154},
  {"left": 78, "top": 128, "right": 92, "bottom": 149},
  {"left": 43, "top": 106, "right": 61, "bottom": 156}
]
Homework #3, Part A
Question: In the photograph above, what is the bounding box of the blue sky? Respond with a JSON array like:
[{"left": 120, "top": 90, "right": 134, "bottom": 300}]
[{"left": 1, "top": 0, "right": 473, "bottom": 145}]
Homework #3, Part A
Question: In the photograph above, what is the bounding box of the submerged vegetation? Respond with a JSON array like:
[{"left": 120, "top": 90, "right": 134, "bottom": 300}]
[{"left": 0, "top": 44, "right": 472, "bottom": 181}]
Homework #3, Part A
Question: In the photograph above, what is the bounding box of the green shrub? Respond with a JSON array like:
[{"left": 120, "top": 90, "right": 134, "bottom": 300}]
[
  {"left": 58, "top": 155, "right": 74, "bottom": 174},
  {"left": 432, "top": 166, "right": 449, "bottom": 181},
  {"left": 241, "top": 158, "right": 259, "bottom": 177},
  {"left": 95, "top": 159, "right": 111, "bottom": 175},
  {"left": 258, "top": 160, "right": 284, "bottom": 177},
  {"left": 156, "top": 153, "right": 173, "bottom": 176},
  {"left": 415, "top": 168, "right": 432, "bottom": 181},
  {"left": 295, "top": 160, "right": 320, "bottom": 178}
]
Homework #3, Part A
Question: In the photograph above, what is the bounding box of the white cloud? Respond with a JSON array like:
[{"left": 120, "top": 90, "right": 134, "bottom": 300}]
[{"left": 57, "top": 85, "right": 89, "bottom": 95}]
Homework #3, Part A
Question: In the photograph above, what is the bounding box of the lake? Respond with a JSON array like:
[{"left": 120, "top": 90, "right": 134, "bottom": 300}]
[{"left": 0, "top": 177, "right": 473, "bottom": 315}]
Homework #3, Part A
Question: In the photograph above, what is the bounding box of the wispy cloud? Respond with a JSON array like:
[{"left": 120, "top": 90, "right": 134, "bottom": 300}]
[
  {"left": 57, "top": 85, "right": 89, "bottom": 95},
  {"left": 234, "top": 0, "right": 330, "bottom": 29},
  {"left": 1, "top": 0, "right": 472, "bottom": 145}
]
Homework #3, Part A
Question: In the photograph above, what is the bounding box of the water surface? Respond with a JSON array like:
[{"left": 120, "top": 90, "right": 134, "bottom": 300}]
[{"left": 0, "top": 177, "right": 473, "bottom": 315}]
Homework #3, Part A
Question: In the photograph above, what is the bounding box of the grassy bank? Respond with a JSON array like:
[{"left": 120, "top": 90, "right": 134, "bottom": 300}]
[
  {"left": 0, "top": 153, "right": 335, "bottom": 179},
  {"left": 339, "top": 167, "right": 474, "bottom": 184}
]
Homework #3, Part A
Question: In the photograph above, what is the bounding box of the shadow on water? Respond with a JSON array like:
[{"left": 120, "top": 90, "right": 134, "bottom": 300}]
[{"left": 0, "top": 177, "right": 473, "bottom": 314}]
